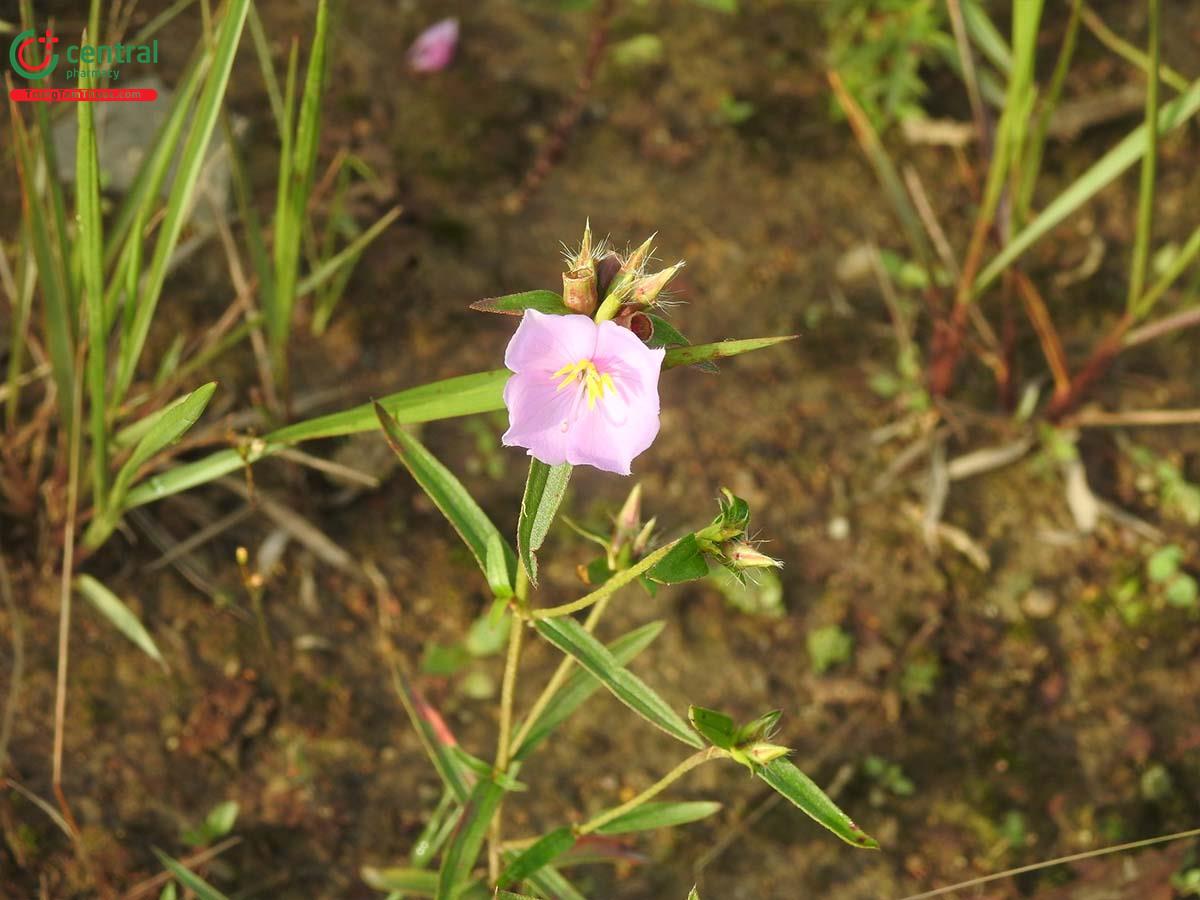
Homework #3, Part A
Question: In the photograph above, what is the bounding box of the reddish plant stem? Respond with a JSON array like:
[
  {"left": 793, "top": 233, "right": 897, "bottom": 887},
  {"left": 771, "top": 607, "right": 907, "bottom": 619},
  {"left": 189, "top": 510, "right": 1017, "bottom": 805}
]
[
  {"left": 509, "top": 0, "right": 617, "bottom": 210},
  {"left": 1046, "top": 312, "right": 1134, "bottom": 421}
]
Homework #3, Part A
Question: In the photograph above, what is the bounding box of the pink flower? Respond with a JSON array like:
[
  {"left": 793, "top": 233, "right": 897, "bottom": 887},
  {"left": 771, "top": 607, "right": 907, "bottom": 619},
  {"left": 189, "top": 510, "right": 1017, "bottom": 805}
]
[
  {"left": 502, "top": 310, "right": 665, "bottom": 475},
  {"left": 408, "top": 18, "right": 459, "bottom": 73}
]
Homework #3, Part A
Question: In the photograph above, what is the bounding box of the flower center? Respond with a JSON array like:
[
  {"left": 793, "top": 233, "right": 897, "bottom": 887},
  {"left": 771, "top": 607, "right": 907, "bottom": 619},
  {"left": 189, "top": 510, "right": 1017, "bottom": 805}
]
[{"left": 553, "top": 358, "right": 615, "bottom": 410}]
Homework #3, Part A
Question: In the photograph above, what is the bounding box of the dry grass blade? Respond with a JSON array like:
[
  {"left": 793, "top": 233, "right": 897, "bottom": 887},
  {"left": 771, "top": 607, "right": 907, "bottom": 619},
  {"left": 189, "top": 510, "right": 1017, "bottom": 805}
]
[
  {"left": 0, "top": 549, "right": 23, "bottom": 773},
  {"left": 216, "top": 476, "right": 356, "bottom": 574},
  {"left": 898, "top": 825, "right": 1200, "bottom": 899}
]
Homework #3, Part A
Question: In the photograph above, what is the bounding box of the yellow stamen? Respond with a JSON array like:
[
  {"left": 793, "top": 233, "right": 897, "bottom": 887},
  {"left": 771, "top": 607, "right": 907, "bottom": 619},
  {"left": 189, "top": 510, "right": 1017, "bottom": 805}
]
[{"left": 552, "top": 359, "right": 616, "bottom": 409}]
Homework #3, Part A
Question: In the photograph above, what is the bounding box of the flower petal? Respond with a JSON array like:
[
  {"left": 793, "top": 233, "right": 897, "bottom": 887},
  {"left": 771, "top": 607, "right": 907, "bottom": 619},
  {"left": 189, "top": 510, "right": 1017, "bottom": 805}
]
[
  {"left": 504, "top": 310, "right": 599, "bottom": 375},
  {"left": 501, "top": 370, "right": 584, "bottom": 466},
  {"left": 593, "top": 320, "right": 666, "bottom": 396},
  {"left": 408, "top": 18, "right": 459, "bottom": 73}
]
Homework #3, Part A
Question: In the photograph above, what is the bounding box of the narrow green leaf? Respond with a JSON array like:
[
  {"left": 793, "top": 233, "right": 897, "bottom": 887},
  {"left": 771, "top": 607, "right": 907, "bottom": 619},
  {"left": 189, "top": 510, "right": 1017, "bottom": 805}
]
[
  {"left": 522, "top": 866, "right": 587, "bottom": 900},
  {"left": 647, "top": 534, "right": 709, "bottom": 584},
  {"left": 152, "top": 850, "right": 230, "bottom": 900},
  {"left": 688, "top": 706, "right": 736, "bottom": 750},
  {"left": 269, "top": 0, "right": 330, "bottom": 378},
  {"left": 76, "top": 68, "right": 108, "bottom": 513},
  {"left": 410, "top": 790, "right": 458, "bottom": 869},
  {"left": 534, "top": 617, "right": 702, "bottom": 748},
  {"left": 976, "top": 77, "right": 1200, "bottom": 294},
  {"left": 159, "top": 882, "right": 178, "bottom": 900},
  {"left": 124, "top": 370, "right": 510, "bottom": 510},
  {"left": 596, "top": 801, "right": 721, "bottom": 835},
  {"left": 687, "top": 887, "right": 701, "bottom": 900},
  {"left": 518, "top": 460, "right": 572, "bottom": 586},
  {"left": 116, "top": 0, "right": 250, "bottom": 402},
  {"left": 375, "top": 403, "right": 516, "bottom": 587},
  {"left": 390, "top": 665, "right": 473, "bottom": 803},
  {"left": 486, "top": 534, "right": 516, "bottom": 601},
  {"left": 470, "top": 290, "right": 572, "bottom": 317},
  {"left": 9, "top": 96, "right": 75, "bottom": 440},
  {"left": 498, "top": 827, "right": 576, "bottom": 888},
  {"left": 513, "top": 621, "right": 665, "bottom": 761},
  {"left": 97, "top": 382, "right": 216, "bottom": 539},
  {"left": 436, "top": 776, "right": 505, "bottom": 900},
  {"left": 662, "top": 336, "right": 796, "bottom": 370},
  {"left": 296, "top": 205, "right": 402, "bottom": 298},
  {"left": 757, "top": 758, "right": 879, "bottom": 849},
  {"left": 361, "top": 866, "right": 438, "bottom": 894},
  {"left": 203, "top": 800, "right": 239, "bottom": 838},
  {"left": 74, "top": 575, "right": 167, "bottom": 669}
]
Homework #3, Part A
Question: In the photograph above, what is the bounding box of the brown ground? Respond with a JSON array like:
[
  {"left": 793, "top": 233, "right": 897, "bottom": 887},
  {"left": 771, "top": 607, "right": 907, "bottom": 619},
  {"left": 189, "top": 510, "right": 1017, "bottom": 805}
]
[{"left": 3, "top": 1, "right": 1200, "bottom": 898}]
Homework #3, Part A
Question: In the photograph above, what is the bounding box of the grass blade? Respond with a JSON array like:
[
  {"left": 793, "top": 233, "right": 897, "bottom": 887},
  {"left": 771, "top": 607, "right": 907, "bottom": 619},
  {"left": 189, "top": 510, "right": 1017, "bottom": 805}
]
[
  {"left": 87, "top": 382, "right": 216, "bottom": 546},
  {"left": 497, "top": 827, "right": 576, "bottom": 889},
  {"left": 436, "top": 775, "right": 504, "bottom": 900},
  {"left": 75, "top": 575, "right": 166, "bottom": 670},
  {"left": 360, "top": 867, "right": 438, "bottom": 894},
  {"left": 151, "top": 849, "right": 230, "bottom": 900},
  {"left": 1126, "top": 0, "right": 1160, "bottom": 311},
  {"left": 8, "top": 90, "right": 75, "bottom": 439},
  {"left": 115, "top": 0, "right": 250, "bottom": 402},
  {"left": 662, "top": 336, "right": 796, "bottom": 370},
  {"left": 521, "top": 866, "right": 588, "bottom": 900},
  {"left": 594, "top": 800, "right": 721, "bottom": 835},
  {"left": 374, "top": 403, "right": 517, "bottom": 589},
  {"left": 976, "top": 76, "right": 1200, "bottom": 294},
  {"left": 269, "top": 0, "right": 329, "bottom": 382},
  {"left": 123, "top": 369, "right": 510, "bottom": 509},
  {"left": 533, "top": 617, "right": 702, "bottom": 749},
  {"left": 76, "top": 62, "right": 108, "bottom": 516},
  {"left": 513, "top": 621, "right": 665, "bottom": 761},
  {"left": 757, "top": 758, "right": 878, "bottom": 849},
  {"left": 517, "top": 460, "right": 572, "bottom": 586},
  {"left": 296, "top": 204, "right": 401, "bottom": 300}
]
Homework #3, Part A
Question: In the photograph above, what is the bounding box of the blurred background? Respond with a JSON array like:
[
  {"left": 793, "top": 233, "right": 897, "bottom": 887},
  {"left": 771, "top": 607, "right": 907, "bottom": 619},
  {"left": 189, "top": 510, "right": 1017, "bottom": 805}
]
[{"left": 2, "top": 1, "right": 1200, "bottom": 897}]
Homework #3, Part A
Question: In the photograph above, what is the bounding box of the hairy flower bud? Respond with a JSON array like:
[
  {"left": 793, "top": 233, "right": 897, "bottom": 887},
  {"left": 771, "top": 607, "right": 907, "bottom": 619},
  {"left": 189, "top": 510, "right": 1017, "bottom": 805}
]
[
  {"left": 722, "top": 540, "right": 783, "bottom": 570},
  {"left": 744, "top": 741, "right": 791, "bottom": 765}
]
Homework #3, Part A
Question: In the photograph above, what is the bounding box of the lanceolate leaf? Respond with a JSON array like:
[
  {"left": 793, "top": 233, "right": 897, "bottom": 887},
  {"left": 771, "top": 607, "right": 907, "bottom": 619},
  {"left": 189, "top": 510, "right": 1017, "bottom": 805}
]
[
  {"left": 360, "top": 866, "right": 438, "bottom": 894},
  {"left": 594, "top": 801, "right": 722, "bottom": 835},
  {"left": 123, "top": 370, "right": 510, "bottom": 510},
  {"left": 470, "top": 290, "right": 572, "bottom": 317},
  {"left": 390, "top": 665, "right": 473, "bottom": 802},
  {"left": 375, "top": 403, "right": 517, "bottom": 590},
  {"left": 757, "top": 758, "right": 879, "bottom": 849},
  {"left": 75, "top": 575, "right": 168, "bottom": 670},
  {"left": 498, "top": 827, "right": 577, "bottom": 888},
  {"left": 518, "top": 460, "right": 572, "bottom": 585},
  {"left": 508, "top": 860, "right": 588, "bottom": 900},
  {"left": 534, "top": 617, "right": 702, "bottom": 748},
  {"left": 513, "top": 621, "right": 665, "bottom": 761},
  {"left": 436, "top": 776, "right": 505, "bottom": 900},
  {"left": 662, "top": 336, "right": 796, "bottom": 370}
]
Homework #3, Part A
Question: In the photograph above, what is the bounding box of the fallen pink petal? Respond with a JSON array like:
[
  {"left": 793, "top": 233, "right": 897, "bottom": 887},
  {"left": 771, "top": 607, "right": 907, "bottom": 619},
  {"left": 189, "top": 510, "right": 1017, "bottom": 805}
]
[
  {"left": 407, "top": 18, "right": 459, "bottom": 73},
  {"left": 502, "top": 310, "right": 664, "bottom": 475}
]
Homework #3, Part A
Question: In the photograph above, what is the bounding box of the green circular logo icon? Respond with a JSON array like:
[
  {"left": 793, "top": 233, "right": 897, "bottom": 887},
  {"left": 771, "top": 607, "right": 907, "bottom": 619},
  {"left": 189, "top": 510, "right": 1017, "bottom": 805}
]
[{"left": 10, "top": 29, "right": 60, "bottom": 81}]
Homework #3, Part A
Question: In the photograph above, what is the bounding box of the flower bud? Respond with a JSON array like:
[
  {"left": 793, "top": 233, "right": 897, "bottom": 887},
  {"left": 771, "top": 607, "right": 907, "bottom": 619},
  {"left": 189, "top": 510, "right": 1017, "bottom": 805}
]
[
  {"left": 563, "top": 267, "right": 598, "bottom": 316},
  {"left": 744, "top": 741, "right": 791, "bottom": 765},
  {"left": 631, "top": 262, "right": 684, "bottom": 306},
  {"left": 722, "top": 541, "right": 783, "bottom": 570}
]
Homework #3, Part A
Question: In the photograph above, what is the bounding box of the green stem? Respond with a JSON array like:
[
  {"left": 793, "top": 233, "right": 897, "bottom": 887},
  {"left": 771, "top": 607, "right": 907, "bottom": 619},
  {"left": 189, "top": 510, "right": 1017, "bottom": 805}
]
[
  {"left": 1127, "top": 0, "right": 1160, "bottom": 311},
  {"left": 530, "top": 539, "right": 678, "bottom": 620},
  {"left": 576, "top": 747, "right": 726, "bottom": 836}
]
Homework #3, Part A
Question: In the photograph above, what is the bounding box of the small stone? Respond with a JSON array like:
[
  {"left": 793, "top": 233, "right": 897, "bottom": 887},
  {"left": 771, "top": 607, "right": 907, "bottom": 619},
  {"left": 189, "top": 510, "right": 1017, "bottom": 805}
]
[{"left": 1021, "top": 588, "right": 1057, "bottom": 619}]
